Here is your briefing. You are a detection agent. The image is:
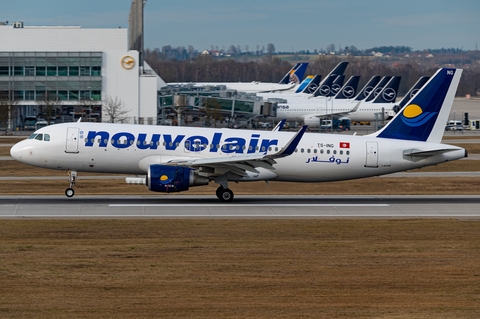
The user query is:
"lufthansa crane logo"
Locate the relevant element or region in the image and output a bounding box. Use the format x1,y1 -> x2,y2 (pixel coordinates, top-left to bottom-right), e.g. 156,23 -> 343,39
121,56 -> 135,70
343,86 -> 355,98
382,88 -> 396,102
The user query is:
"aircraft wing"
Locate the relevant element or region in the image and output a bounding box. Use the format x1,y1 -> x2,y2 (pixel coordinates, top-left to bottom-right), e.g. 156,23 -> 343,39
311,101 -> 361,118
165,126 -> 308,177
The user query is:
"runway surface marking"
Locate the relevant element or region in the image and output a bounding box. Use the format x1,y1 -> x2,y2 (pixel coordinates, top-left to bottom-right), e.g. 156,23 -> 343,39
109,204 -> 391,207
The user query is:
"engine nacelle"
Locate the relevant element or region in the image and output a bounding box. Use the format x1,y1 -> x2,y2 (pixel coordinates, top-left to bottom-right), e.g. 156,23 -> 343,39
303,116 -> 322,128
147,164 -> 209,193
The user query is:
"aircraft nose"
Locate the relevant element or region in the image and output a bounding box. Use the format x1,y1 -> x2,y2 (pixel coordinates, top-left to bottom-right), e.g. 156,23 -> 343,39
10,142 -> 23,162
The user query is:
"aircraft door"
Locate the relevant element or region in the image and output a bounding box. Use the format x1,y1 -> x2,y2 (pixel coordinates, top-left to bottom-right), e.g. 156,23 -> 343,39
66,127 -> 80,153
365,141 -> 378,167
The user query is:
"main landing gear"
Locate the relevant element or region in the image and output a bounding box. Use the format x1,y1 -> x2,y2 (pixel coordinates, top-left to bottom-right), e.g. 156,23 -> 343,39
214,176 -> 234,202
216,186 -> 234,202
65,170 -> 77,198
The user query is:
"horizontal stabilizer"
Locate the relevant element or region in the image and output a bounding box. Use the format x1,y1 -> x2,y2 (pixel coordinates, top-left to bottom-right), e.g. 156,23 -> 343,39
403,148 -> 460,158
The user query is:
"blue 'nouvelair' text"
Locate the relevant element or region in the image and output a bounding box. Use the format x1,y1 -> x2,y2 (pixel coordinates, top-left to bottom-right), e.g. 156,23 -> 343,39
83,131 -> 279,154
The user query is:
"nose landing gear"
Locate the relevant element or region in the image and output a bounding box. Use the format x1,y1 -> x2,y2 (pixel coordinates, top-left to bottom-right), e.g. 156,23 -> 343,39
65,170 -> 77,198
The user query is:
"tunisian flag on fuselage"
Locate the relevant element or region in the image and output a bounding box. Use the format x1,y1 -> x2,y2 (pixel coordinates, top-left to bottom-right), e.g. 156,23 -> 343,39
340,142 -> 350,148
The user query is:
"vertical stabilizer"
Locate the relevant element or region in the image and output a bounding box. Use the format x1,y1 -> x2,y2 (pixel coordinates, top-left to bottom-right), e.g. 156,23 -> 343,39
375,68 -> 462,143
371,76 -> 401,103
354,76 -> 381,101
279,62 -> 309,84
395,76 -> 430,111
334,75 -> 360,100
296,75 -> 322,94
329,75 -> 345,97
364,76 -> 392,102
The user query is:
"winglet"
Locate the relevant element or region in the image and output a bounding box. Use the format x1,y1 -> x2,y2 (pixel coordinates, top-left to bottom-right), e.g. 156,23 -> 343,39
272,119 -> 286,132
268,125 -> 308,158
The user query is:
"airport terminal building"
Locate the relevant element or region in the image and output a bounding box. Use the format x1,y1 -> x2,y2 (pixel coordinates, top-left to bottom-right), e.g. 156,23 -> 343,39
0,21 -> 165,128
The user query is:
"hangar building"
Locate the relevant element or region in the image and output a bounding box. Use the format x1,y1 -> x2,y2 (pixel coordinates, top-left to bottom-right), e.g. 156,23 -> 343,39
0,18 -> 165,128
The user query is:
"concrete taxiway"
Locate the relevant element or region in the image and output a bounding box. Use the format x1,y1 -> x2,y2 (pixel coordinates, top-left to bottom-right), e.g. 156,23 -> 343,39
1,195 -> 480,219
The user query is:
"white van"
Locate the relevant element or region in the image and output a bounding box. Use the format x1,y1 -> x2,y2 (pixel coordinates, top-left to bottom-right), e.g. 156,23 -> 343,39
35,120 -> 49,130
445,120 -> 463,131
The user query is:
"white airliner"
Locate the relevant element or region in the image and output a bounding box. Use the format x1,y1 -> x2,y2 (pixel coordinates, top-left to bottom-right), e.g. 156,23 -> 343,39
169,62 -> 309,93
272,75 -> 403,127
10,68 -> 465,202
260,61 -> 349,98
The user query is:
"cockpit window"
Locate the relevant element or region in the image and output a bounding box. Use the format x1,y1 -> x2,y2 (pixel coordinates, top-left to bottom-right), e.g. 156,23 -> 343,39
28,133 -> 50,141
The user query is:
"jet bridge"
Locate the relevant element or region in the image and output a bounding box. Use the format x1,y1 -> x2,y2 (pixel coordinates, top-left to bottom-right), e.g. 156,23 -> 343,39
157,85 -> 277,125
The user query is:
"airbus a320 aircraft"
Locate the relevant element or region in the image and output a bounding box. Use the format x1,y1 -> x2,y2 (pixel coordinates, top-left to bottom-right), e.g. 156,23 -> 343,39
10,68 -> 465,202
170,62 -> 309,93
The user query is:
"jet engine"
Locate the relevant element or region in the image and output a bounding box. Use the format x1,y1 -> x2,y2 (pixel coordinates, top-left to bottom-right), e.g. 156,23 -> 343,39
127,164 -> 209,193
148,164 -> 209,192
303,116 -> 322,128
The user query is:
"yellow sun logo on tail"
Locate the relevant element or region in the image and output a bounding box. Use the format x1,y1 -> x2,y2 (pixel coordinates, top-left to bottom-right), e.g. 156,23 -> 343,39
403,104 -> 423,118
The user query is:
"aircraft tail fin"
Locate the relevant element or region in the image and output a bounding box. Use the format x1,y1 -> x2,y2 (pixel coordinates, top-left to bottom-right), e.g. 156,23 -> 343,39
279,62 -> 309,84
327,61 -> 349,78
313,74 -> 338,97
354,76 -> 381,101
394,76 -> 430,112
311,62 -> 349,97
371,76 -> 401,103
364,76 -> 392,102
374,68 -> 462,143
296,75 -> 322,94
329,75 -> 345,97
335,75 -> 360,99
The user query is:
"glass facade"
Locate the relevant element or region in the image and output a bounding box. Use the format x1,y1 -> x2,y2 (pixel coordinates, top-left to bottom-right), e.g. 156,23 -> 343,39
0,51 -> 102,101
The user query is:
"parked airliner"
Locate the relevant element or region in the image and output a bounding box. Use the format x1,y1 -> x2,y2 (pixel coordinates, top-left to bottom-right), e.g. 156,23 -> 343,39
169,62 -> 309,93
273,75 -> 403,126
10,68 -> 465,202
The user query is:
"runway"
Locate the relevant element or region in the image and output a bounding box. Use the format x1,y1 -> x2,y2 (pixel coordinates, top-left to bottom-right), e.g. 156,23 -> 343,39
1,195 -> 480,219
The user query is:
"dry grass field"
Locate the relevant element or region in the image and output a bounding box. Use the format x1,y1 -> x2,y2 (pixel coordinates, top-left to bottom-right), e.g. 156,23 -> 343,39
1,136 -> 480,318
1,219 -> 480,318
